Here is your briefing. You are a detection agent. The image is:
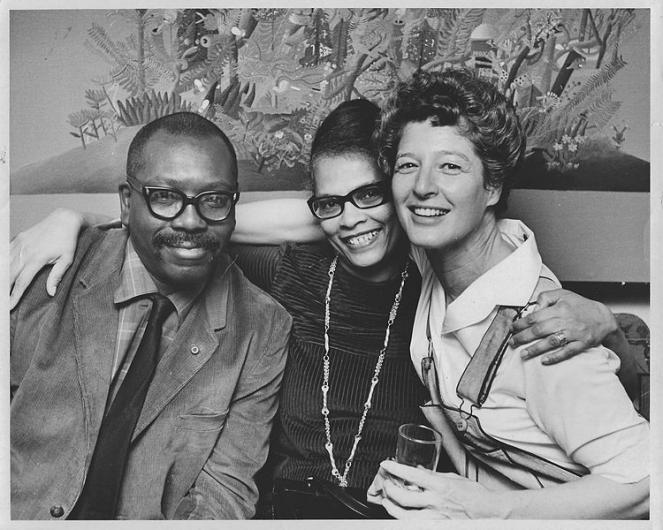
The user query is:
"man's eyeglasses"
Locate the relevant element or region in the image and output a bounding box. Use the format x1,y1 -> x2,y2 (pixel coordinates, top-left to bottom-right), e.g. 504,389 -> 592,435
126,176 -> 240,223
307,181 -> 391,220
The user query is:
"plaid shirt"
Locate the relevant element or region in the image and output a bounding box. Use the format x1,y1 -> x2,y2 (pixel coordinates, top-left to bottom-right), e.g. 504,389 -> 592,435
109,238 -> 202,405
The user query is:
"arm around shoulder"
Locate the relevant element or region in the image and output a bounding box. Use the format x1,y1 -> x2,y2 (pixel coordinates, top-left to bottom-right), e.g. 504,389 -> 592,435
233,198 -> 323,244
10,208 -> 114,308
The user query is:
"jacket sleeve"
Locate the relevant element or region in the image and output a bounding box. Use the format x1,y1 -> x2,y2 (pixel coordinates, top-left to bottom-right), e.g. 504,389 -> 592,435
9,227 -> 104,399
173,309 -> 291,519
10,262 -> 68,398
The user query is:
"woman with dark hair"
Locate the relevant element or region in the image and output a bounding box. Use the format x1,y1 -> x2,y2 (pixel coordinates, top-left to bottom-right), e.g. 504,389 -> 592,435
234,99 -> 426,518
367,69 -> 649,519
10,97 -> 630,519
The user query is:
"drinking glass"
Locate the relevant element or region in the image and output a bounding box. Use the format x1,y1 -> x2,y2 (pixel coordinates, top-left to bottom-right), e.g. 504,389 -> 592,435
395,423 -> 442,470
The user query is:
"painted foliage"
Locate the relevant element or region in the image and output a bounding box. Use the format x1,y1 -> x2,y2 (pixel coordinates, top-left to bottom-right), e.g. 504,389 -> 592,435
66,8 -> 645,187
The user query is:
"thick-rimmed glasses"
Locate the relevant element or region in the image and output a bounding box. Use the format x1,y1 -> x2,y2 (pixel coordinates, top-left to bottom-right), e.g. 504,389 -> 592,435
307,181 -> 391,220
126,176 -> 240,223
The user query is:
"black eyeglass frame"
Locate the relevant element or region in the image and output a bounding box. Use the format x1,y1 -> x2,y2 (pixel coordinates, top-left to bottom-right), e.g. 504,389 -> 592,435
126,175 -> 240,223
307,181 -> 391,220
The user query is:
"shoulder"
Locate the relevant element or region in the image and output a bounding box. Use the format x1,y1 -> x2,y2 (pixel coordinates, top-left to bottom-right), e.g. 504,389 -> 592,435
519,342 -> 648,478
215,260 -> 291,376
222,258 -> 292,327
12,226 -> 122,312
520,341 -> 629,435
522,343 -> 620,391
74,225 -> 128,272
529,265 -> 561,298
280,241 -> 332,267
270,241 -> 333,289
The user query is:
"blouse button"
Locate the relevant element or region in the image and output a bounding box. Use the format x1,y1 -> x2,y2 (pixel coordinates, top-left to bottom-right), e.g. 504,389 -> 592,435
190,345 -> 200,355
50,505 -> 65,518
455,418 -> 468,432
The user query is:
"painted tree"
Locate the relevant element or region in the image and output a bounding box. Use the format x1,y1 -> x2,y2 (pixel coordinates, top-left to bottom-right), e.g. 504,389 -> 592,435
70,8 -> 642,176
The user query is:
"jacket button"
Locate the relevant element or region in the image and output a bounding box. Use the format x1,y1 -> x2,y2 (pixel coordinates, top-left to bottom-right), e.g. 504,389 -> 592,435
50,505 -> 65,518
190,345 -> 200,355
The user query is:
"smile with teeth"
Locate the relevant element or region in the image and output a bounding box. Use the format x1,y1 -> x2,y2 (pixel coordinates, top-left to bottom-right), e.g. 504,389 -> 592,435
170,241 -> 200,249
343,229 -> 380,248
411,206 -> 449,217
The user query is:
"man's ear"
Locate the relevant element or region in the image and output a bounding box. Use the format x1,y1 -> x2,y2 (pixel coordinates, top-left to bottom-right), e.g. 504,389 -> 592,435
119,183 -> 131,227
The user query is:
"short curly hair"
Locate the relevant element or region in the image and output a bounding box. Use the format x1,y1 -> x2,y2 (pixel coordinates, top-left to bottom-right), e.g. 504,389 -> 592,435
377,69 -> 525,214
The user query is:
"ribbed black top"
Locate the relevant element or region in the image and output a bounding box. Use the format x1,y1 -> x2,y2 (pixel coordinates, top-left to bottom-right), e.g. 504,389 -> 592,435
233,242 -> 435,490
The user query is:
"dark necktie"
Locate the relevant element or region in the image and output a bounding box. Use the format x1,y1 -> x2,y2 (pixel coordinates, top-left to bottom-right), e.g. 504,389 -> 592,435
69,293 -> 175,520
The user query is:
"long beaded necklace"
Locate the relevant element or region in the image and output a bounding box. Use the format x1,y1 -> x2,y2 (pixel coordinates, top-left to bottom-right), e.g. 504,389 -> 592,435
321,255 -> 410,487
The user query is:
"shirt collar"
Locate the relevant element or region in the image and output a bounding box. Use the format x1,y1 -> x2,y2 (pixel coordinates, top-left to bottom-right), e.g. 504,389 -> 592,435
114,237 -> 205,324
442,219 -> 542,334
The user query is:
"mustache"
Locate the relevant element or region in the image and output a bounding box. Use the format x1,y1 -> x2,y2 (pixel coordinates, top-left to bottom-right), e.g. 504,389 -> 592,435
152,231 -> 221,251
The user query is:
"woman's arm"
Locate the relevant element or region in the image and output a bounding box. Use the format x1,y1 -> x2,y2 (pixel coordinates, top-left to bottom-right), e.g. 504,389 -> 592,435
510,289 -> 640,399
10,208 -> 101,309
511,289 -> 619,362
368,461 -> 648,519
233,198 -> 323,244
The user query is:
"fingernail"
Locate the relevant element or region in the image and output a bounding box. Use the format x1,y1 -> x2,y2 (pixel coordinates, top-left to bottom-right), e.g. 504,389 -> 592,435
520,349 -> 530,359
541,356 -> 552,365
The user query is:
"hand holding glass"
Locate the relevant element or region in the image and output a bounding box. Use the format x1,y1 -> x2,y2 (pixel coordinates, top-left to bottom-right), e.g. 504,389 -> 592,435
396,423 -> 442,470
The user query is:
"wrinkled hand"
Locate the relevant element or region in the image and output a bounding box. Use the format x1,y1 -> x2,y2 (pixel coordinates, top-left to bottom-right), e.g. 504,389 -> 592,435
510,289 -> 617,365
367,460 -> 504,519
10,208 -> 85,309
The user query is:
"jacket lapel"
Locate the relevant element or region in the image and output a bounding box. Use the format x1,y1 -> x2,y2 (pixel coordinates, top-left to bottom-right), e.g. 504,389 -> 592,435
72,230 -> 126,442
132,305 -> 220,441
132,260 -> 231,441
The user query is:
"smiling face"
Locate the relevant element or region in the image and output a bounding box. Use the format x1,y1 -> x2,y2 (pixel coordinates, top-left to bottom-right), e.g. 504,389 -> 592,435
120,132 -> 237,290
391,121 -> 501,252
312,154 -> 406,282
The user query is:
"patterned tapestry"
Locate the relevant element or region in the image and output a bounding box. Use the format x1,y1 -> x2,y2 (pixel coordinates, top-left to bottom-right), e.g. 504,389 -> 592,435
13,8 -> 649,193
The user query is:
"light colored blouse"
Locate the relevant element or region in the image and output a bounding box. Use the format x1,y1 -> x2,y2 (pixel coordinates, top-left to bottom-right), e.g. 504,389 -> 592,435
409,219 -> 649,484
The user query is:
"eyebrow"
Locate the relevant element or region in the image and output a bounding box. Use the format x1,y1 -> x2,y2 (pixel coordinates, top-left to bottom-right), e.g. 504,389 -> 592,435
396,151 -> 471,162
314,180 -> 384,198
149,177 -> 236,191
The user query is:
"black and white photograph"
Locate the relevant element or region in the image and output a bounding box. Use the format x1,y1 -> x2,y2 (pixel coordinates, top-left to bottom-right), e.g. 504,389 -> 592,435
2,1 -> 660,527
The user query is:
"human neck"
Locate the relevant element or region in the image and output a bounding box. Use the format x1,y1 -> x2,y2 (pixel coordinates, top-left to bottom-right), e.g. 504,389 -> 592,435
426,215 -> 513,303
148,268 -> 211,298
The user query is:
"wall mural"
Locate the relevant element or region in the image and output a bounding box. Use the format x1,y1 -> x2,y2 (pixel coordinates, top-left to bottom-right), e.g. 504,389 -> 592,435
13,8 -> 649,193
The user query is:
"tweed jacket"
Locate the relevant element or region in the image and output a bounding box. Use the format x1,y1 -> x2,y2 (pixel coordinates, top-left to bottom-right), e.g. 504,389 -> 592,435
10,227 -> 292,520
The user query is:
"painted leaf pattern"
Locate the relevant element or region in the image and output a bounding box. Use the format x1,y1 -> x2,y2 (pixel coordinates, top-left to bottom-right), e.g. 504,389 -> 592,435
71,8 -> 640,175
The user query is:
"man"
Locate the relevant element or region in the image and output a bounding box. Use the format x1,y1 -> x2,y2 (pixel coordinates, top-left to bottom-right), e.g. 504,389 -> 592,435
10,112 -> 292,520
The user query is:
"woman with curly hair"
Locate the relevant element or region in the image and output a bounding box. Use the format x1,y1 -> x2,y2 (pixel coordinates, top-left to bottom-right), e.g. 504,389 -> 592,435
367,69 -> 649,519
